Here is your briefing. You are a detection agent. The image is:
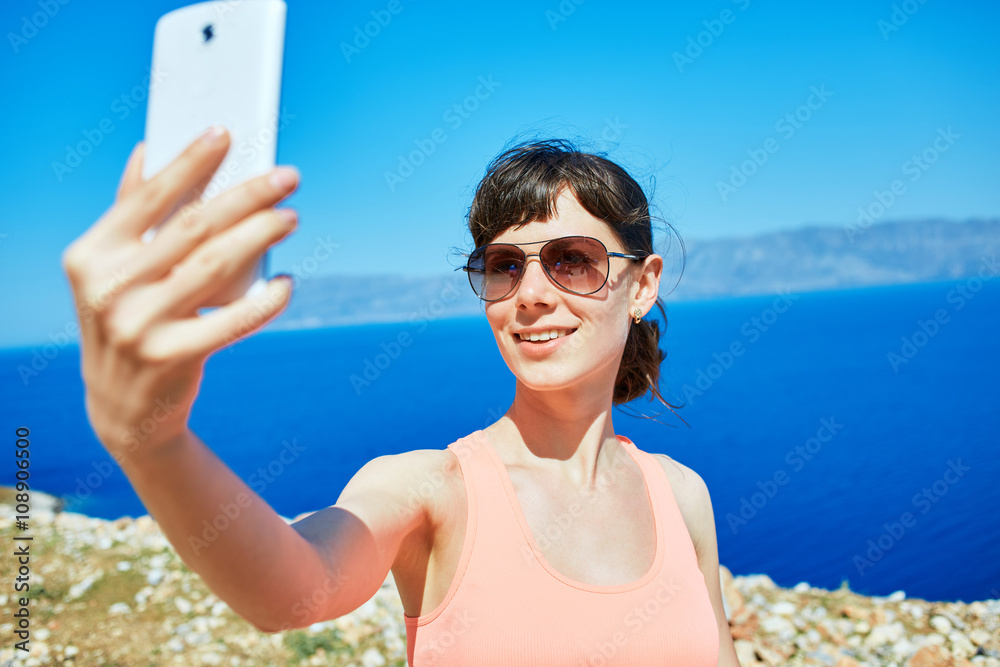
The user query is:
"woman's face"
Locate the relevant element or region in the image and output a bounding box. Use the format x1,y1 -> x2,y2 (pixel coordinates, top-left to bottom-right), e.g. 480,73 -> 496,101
483,189 -> 660,402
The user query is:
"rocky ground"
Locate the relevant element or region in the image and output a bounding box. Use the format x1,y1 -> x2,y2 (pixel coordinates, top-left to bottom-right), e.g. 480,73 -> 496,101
0,492 -> 997,666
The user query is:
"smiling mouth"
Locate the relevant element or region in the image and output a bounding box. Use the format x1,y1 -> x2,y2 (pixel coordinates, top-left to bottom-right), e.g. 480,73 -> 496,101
516,328 -> 577,342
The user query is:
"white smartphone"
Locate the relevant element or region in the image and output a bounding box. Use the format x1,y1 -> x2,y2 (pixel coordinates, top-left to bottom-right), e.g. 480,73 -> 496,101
141,0 -> 287,306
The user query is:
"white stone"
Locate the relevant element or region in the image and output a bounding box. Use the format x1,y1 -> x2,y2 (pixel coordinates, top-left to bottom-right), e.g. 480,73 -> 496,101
361,648 -> 387,667
35,628 -> 51,641
184,632 -> 211,646
929,615 -> 952,634
891,638 -> 917,659
864,621 -> 905,647
66,573 -> 101,601
175,597 -> 193,615
108,602 -> 131,615
950,633 -> 976,659
887,590 -> 906,602
793,581 -> 810,593
771,601 -> 797,616
760,615 -> 796,639
970,629 -> 992,646
147,569 -> 165,586
741,574 -> 777,590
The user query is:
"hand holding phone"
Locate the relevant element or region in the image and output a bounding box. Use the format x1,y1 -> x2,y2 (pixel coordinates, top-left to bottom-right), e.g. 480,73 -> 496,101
142,0 -> 287,306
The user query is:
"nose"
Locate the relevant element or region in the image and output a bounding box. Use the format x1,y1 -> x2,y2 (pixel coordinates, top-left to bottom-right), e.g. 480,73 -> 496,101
513,253 -> 556,308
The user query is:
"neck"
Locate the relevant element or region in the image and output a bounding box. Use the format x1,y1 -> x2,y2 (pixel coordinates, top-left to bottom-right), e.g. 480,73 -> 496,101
487,380 -> 625,490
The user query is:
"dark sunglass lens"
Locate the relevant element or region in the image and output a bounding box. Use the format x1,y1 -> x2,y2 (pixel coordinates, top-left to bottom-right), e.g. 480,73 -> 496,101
472,246 -> 523,300
541,237 -> 608,294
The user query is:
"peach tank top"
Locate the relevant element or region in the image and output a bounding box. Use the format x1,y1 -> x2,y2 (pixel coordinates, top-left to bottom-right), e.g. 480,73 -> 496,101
404,430 -> 720,666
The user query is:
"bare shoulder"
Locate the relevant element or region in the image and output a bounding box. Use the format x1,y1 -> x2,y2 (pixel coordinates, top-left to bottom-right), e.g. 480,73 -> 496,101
649,452 -> 715,551
338,447 -> 463,505
337,446 -> 465,526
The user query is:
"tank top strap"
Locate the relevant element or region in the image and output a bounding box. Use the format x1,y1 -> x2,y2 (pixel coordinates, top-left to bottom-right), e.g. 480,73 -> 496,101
616,435 -> 705,582
447,430 -> 538,563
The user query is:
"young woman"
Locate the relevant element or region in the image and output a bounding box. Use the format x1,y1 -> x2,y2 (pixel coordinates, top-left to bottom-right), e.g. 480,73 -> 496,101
62,127 -> 741,665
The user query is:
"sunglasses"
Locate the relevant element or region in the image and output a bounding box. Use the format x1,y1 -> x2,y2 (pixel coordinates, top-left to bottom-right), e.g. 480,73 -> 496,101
458,235 -> 648,302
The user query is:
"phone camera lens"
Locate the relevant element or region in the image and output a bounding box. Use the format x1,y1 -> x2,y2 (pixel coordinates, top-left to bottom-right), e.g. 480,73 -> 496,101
202,24 -> 214,42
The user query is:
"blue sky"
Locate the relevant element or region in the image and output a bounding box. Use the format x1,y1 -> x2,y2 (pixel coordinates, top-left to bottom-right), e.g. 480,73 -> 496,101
1,0 -> 998,348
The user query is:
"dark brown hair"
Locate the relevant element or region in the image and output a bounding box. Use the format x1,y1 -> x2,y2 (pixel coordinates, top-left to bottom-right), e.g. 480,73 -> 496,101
466,138 -> 685,419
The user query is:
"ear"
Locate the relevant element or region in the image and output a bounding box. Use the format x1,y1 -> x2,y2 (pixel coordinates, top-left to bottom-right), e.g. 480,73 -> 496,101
630,254 -> 663,318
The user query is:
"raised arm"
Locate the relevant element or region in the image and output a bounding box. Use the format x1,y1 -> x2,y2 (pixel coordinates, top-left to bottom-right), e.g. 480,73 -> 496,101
60,131 -> 427,632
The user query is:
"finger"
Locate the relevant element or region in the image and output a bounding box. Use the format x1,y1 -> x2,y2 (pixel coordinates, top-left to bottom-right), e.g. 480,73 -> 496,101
144,275 -> 294,361
153,207 -> 296,317
106,126 -> 232,240
116,142 -> 146,202
132,166 -> 300,285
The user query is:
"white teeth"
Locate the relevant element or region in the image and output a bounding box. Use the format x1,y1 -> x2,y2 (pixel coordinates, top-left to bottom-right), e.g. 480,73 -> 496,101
518,329 -> 572,342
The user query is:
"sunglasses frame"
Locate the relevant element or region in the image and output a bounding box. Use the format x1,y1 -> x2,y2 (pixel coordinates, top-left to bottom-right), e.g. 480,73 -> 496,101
457,235 -> 649,302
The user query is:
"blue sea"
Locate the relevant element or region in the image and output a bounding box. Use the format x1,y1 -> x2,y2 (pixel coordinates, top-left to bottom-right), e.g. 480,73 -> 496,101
3,279 -> 998,603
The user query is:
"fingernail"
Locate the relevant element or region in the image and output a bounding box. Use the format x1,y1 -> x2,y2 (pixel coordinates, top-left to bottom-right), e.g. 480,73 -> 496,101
278,208 -> 297,226
272,274 -> 294,293
200,125 -> 227,144
269,167 -> 299,191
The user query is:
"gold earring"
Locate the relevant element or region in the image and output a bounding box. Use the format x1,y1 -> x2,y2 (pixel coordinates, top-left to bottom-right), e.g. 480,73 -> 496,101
632,308 -> 642,324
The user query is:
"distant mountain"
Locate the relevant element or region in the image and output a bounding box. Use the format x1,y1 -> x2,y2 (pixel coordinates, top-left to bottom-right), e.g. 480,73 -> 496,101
267,272 -> 484,331
268,218 -> 1000,331
676,217 -> 999,299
